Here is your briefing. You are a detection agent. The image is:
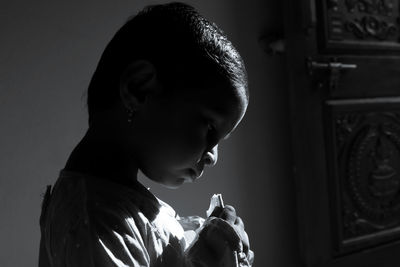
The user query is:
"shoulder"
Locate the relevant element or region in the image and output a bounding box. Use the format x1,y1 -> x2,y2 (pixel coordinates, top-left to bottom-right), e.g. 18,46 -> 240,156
47,171 -> 156,232
43,171 -> 156,266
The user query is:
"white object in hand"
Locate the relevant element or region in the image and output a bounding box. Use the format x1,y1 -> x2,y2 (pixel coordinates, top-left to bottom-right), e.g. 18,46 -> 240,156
206,193 -> 224,217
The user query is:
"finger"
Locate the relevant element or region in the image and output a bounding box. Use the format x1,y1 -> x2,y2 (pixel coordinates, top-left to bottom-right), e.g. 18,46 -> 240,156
233,216 -> 250,255
237,251 -> 249,266
209,206 -> 223,217
247,250 -> 255,265
220,205 -> 236,224
219,246 -> 239,266
241,231 -> 249,255
206,218 -> 242,251
202,219 -> 241,252
234,216 -> 244,230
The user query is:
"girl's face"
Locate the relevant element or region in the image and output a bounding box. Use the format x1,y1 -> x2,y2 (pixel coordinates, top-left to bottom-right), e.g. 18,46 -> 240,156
131,83 -> 247,189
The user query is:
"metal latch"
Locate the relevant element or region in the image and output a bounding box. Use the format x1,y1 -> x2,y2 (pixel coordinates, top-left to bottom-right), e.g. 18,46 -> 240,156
307,58 -> 357,91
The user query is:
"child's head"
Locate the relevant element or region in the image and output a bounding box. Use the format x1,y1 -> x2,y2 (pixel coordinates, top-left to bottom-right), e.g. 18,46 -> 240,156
86,2 -> 248,188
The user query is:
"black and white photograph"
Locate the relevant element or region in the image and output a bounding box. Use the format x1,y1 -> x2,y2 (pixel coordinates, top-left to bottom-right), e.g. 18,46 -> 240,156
1,1 -> 400,266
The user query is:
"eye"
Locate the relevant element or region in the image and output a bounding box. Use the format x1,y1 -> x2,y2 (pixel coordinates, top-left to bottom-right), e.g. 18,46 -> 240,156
207,123 -> 215,132
207,122 -> 216,134
206,122 -> 219,145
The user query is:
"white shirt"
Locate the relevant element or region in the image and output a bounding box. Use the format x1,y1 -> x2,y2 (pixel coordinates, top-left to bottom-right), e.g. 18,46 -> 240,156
39,170 -> 253,267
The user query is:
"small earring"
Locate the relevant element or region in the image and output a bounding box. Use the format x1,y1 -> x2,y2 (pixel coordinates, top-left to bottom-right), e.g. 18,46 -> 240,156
126,107 -> 136,124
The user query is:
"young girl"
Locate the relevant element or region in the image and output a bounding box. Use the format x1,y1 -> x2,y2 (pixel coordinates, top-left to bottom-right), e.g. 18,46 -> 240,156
39,2 -> 254,266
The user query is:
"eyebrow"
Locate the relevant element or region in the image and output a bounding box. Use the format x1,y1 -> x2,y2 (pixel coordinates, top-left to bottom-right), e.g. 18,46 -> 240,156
203,108 -> 235,141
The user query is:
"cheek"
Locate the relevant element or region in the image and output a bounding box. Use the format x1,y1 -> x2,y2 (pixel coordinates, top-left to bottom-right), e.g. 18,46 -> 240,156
138,105 -> 207,165
159,125 -> 207,167
164,126 -> 205,160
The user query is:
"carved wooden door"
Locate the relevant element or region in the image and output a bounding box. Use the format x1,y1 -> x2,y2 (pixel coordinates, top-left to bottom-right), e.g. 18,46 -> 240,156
284,0 -> 400,266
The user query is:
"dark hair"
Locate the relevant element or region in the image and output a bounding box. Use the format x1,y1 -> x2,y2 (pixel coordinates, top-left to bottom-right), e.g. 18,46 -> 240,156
87,2 -> 248,124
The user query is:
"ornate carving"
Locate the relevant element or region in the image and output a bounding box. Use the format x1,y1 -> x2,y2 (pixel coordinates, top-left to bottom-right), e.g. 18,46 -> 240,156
345,0 -> 395,16
343,207 -> 383,238
347,124 -> 400,222
336,114 -> 364,152
345,16 -> 397,40
368,132 -> 399,198
328,0 -> 340,11
337,112 -> 400,241
323,0 -> 400,51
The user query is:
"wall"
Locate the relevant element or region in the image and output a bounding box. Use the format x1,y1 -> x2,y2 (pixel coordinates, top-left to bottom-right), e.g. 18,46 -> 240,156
0,0 -> 300,266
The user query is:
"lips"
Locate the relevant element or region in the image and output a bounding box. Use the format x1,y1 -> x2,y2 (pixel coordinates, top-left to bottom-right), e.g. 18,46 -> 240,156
190,168 -> 204,180
195,169 -> 204,179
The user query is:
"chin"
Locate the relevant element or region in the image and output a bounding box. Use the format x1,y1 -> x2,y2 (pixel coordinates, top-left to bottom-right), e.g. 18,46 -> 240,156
144,169 -> 192,189
160,178 -> 186,189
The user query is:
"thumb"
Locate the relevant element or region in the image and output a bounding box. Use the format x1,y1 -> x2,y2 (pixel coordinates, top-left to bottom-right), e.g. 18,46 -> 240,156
219,246 -> 238,267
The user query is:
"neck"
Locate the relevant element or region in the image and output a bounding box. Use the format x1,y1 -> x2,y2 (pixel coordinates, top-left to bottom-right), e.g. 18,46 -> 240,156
64,129 -> 139,187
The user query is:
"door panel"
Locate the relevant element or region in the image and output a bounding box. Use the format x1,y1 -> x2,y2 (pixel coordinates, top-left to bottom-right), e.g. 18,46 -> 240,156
325,97 -> 400,256
329,57 -> 400,98
284,0 -> 400,266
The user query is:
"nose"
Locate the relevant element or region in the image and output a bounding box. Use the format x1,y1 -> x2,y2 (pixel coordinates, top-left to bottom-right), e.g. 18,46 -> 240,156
203,145 -> 218,166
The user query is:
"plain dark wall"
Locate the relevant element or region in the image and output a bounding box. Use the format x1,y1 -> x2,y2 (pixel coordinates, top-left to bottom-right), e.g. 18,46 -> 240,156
0,1 -> 300,266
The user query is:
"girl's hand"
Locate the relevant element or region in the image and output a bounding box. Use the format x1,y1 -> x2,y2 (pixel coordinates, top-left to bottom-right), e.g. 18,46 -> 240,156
186,205 -> 254,266
209,205 -> 252,263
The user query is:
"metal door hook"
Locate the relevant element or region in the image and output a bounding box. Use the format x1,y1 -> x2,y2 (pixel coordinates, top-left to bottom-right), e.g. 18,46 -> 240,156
307,58 -> 357,91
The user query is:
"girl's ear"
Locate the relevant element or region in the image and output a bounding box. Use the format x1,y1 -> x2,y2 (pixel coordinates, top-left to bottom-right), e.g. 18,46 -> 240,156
119,60 -> 160,110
